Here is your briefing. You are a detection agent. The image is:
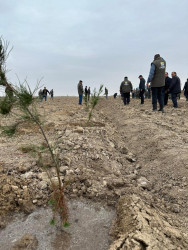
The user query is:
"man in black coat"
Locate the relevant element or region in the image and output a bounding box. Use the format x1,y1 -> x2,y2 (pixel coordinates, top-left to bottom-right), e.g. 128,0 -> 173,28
138,75 -> 145,104
87,87 -> 91,101
183,79 -> 188,101
164,72 -> 172,105
78,80 -> 84,105
114,93 -> 117,99
85,86 -> 88,97
169,72 -> 181,108
120,77 -> 133,105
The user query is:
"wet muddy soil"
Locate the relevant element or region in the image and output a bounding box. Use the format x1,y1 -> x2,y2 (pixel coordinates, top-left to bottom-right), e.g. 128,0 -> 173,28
0,200 -> 115,250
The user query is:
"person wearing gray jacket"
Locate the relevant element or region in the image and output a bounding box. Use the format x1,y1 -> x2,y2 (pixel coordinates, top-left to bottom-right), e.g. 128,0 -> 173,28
120,76 -> 133,105
77,80 -> 84,105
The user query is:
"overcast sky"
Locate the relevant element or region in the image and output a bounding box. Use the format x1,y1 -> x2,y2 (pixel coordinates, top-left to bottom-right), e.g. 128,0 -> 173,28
0,0 -> 188,96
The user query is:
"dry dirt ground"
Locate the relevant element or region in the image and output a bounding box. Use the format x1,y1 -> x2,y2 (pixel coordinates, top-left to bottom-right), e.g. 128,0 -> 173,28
0,96 -> 188,249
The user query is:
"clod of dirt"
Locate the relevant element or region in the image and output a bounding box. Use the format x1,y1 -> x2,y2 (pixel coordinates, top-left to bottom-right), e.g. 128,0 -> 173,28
11,233 -> 38,250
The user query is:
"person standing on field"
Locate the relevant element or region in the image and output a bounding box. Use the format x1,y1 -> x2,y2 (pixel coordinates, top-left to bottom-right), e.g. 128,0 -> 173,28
138,75 -> 145,104
87,87 -> 91,101
85,86 -> 88,100
147,54 -> 166,112
169,72 -> 181,108
77,80 -> 84,105
42,87 -> 50,102
132,89 -> 135,99
38,89 -> 43,101
183,79 -> 188,101
105,87 -> 108,99
49,89 -> 54,100
164,72 -> 171,105
120,76 -> 133,105
114,93 -> 118,98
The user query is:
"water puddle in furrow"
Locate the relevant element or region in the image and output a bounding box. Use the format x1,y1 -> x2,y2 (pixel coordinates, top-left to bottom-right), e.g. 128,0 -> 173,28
0,200 -> 115,250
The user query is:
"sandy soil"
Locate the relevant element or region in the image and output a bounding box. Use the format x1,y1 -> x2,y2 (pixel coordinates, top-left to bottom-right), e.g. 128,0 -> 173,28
0,96 -> 188,249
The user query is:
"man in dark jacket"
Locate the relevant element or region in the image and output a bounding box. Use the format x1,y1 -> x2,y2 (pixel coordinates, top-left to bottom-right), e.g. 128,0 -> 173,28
87,87 -> 91,101
164,72 -> 172,105
38,89 -> 43,101
147,54 -> 166,112
49,89 -> 54,100
138,75 -> 145,104
85,86 -> 88,100
77,80 -> 84,105
120,76 -> 133,105
105,87 -> 108,99
183,79 -> 188,101
42,87 -> 50,102
169,72 -> 181,108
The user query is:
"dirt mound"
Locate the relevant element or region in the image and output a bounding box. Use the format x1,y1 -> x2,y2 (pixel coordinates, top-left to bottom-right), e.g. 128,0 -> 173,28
0,160 -> 50,223
0,172 -> 34,217
110,195 -> 188,250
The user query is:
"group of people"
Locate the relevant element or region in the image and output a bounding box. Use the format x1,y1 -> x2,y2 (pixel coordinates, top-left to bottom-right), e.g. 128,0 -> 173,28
132,87 -> 151,100
120,54 -> 187,112
120,75 -> 152,105
84,86 -> 91,101
38,87 -> 54,102
77,80 -> 109,105
77,54 -> 187,111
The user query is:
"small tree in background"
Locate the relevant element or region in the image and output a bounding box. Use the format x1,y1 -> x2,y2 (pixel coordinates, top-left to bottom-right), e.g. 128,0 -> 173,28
0,37 -> 68,226
84,85 -> 103,123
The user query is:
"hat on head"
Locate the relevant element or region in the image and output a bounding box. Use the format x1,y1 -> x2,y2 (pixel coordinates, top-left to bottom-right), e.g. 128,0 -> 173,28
154,54 -> 160,60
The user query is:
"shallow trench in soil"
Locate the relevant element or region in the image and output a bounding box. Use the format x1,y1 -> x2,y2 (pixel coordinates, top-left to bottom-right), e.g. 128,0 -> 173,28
0,199 -> 115,250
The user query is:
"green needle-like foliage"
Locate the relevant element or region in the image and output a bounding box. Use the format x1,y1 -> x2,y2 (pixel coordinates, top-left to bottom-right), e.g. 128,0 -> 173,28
16,85 -> 33,107
0,37 -> 69,226
1,124 -> 17,136
0,71 -> 6,86
15,82 -> 40,109
0,96 -> 13,115
86,84 -> 103,123
84,93 -> 89,111
50,219 -> 55,226
63,221 -> 70,227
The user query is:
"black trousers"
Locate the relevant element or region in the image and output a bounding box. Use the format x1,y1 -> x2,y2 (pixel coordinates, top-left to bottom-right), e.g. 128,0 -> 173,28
185,92 -> 188,100
171,93 -> 178,108
122,92 -> 130,105
139,90 -> 145,104
164,92 -> 169,105
151,87 -> 164,110
148,89 -> 151,99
